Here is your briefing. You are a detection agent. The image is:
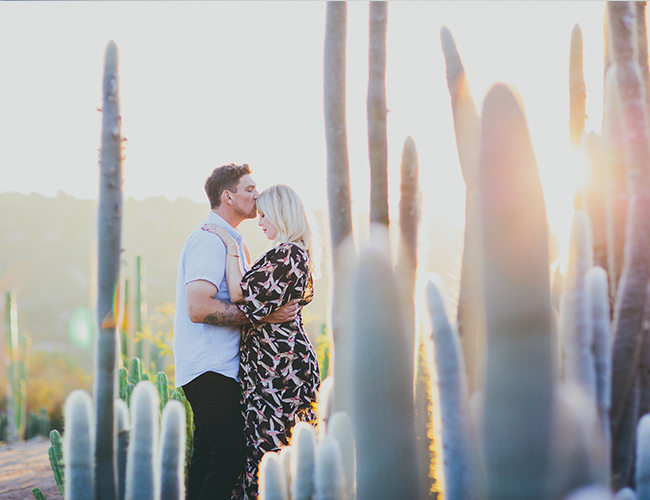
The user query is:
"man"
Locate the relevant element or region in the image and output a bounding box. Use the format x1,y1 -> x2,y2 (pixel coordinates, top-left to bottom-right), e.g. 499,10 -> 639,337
173,163 -> 298,500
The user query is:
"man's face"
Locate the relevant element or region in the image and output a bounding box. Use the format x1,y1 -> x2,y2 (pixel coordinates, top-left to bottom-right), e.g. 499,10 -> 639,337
229,174 -> 258,219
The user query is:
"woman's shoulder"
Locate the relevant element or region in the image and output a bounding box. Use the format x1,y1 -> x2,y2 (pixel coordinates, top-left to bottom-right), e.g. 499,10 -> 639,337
264,242 -> 309,265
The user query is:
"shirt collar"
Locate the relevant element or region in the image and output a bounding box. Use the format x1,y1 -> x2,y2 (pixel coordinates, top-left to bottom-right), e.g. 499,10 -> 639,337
207,211 -> 244,244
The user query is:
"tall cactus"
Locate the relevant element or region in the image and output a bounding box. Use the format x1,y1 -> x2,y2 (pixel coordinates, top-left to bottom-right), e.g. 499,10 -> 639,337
115,399 -> 130,500
367,1 -> 389,227
350,241 -> 420,500
94,38 -> 123,500
479,83 -> 555,500
440,26 -> 485,393
606,2 -> 650,488
324,0 -> 355,416
570,23 -> 587,148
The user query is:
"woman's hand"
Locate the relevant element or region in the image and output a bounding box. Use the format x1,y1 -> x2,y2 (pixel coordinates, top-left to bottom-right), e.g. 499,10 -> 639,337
201,223 -> 238,254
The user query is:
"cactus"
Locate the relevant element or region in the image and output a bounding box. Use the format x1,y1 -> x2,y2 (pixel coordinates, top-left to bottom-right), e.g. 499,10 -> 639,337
636,414 -> 650,500
326,412 -> 356,500
31,488 -> 47,500
290,422 -> 316,500
396,136 -> 421,383
314,436 -> 345,500
156,372 -> 169,415
425,278 -> 482,500
367,1 -> 389,227
5,292 -> 27,442
616,487 -> 637,500
479,83 -> 555,500
159,400 -> 186,500
49,429 -> 65,498
570,23 -> 587,148
119,367 -> 129,401
135,254 -> 148,364
259,452 -> 289,500
588,266 -> 612,460
440,26 -> 485,393
324,0 -> 356,418
350,241 -> 419,500
606,2 -> 650,489
116,399 -> 130,500
128,357 -> 142,385
125,382 -> 160,500
64,390 -> 94,500
279,446 -> 293,495
561,211 -> 596,397
94,38 -> 123,500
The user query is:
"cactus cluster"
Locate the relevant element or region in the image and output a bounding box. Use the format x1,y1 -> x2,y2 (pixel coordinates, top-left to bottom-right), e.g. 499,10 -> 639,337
56,2 -> 650,500
258,411 -> 356,500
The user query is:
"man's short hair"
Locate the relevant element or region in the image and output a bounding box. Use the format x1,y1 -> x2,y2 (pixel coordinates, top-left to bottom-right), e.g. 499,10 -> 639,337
205,163 -> 252,209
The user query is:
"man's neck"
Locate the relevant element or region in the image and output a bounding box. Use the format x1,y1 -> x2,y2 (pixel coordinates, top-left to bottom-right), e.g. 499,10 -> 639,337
212,208 -> 242,229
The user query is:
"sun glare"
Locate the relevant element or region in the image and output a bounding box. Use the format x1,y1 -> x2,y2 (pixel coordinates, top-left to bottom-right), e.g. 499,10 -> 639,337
539,143 -> 590,275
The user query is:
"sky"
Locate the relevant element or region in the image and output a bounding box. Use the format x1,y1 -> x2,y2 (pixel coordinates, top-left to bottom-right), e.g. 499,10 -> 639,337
0,1 -> 608,251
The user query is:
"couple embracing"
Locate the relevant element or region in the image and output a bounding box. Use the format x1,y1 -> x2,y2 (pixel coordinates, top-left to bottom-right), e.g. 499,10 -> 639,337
173,164 -> 321,500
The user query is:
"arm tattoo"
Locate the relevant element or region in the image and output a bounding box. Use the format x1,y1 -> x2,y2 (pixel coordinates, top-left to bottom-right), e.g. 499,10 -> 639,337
203,302 -> 248,326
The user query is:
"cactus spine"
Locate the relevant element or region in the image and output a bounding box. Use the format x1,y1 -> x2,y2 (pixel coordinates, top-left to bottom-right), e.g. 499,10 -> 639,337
64,390 -> 94,500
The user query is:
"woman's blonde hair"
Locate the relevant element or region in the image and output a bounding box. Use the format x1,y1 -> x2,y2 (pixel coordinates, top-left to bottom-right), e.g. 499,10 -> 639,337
256,184 -> 321,276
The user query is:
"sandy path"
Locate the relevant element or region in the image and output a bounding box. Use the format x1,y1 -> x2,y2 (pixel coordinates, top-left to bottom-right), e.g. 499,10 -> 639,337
0,437 -> 61,500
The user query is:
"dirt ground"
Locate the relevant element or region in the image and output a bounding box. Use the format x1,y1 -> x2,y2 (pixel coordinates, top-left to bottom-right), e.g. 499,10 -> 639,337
0,437 -> 62,500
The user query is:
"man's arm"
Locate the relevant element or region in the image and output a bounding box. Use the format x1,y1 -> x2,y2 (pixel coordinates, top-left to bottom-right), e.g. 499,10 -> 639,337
186,280 -> 248,326
186,280 -> 299,326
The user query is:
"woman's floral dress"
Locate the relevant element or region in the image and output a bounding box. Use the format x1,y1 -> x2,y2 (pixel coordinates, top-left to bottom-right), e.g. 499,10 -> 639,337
236,242 -> 321,500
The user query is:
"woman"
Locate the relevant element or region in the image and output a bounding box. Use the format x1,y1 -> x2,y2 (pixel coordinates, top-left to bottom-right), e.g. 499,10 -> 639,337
201,184 -> 321,500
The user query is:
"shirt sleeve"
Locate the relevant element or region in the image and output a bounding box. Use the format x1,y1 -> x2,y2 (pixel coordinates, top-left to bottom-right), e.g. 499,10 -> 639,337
184,231 -> 227,290
238,244 -> 310,323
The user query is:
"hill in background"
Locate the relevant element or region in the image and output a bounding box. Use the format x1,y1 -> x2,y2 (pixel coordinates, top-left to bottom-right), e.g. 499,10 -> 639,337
0,191 -> 463,372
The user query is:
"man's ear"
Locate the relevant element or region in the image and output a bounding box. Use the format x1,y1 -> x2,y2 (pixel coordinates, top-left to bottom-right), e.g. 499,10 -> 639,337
221,190 -> 233,206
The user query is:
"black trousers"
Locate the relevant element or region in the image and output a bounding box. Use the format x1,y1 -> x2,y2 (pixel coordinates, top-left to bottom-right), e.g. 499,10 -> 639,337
183,371 -> 246,500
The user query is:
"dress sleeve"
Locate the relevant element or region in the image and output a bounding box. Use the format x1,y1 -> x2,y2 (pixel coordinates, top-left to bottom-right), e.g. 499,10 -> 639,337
238,243 -> 310,323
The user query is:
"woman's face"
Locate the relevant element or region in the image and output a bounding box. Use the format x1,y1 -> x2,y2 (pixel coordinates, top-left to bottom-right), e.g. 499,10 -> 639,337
258,211 -> 277,240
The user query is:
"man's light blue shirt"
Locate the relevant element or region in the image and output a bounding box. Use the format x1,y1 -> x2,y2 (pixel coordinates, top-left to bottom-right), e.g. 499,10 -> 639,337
173,211 -> 249,387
